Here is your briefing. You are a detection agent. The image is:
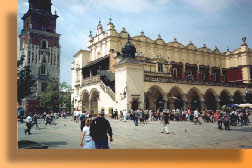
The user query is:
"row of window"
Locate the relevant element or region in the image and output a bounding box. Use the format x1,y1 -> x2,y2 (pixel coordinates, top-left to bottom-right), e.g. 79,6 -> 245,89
157,63 -> 219,81
172,68 -> 218,81
28,51 -> 59,65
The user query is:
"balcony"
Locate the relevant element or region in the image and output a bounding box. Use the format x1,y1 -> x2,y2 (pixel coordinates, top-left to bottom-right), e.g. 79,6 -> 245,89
82,75 -> 100,86
144,75 -> 252,88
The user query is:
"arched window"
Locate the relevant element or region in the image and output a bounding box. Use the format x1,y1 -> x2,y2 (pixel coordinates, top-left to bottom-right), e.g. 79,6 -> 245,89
41,64 -> 46,75
41,40 -> 47,49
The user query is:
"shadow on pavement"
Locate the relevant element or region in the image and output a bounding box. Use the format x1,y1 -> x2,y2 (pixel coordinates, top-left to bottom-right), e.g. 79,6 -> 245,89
45,141 -> 68,148
230,127 -> 252,132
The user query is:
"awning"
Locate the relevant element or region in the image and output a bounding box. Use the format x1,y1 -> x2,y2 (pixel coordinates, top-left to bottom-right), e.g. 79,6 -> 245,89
98,70 -> 115,82
82,55 -> 109,69
238,104 -> 252,108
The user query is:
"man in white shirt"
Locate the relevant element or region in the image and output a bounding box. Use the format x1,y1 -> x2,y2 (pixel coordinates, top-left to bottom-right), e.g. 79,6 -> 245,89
123,110 -> 127,122
194,108 -> 201,125
25,114 -> 33,135
76,110 -> 81,123
148,109 -> 152,121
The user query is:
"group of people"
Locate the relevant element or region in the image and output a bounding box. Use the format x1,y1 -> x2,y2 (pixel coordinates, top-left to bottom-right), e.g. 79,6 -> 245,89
22,110 -> 67,135
112,107 -> 250,131
20,106 -> 251,149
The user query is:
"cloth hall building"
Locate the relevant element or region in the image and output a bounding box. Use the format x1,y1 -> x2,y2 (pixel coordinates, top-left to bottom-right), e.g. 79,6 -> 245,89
71,20 -> 252,115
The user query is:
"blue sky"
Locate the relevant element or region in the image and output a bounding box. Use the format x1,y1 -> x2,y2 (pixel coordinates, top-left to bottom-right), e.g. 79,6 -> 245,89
17,0 -> 252,85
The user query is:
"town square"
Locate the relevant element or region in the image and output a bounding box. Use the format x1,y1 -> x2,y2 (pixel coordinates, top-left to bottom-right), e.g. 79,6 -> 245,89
18,115 -> 252,149
16,0 -> 252,149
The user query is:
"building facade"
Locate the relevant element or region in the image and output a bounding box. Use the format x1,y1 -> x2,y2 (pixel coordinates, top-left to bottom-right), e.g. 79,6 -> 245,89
18,0 -> 61,113
71,20 -> 252,115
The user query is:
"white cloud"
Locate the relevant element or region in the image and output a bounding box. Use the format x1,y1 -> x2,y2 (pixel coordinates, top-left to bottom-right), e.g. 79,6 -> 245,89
183,0 -> 238,14
17,1 -> 29,14
64,0 -> 172,14
69,4 -> 86,15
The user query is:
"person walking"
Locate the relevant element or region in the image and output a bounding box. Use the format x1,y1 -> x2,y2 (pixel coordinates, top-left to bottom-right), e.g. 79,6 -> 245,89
24,114 -> 32,135
215,111 -> 223,130
90,112 -> 113,149
45,113 -> 51,125
223,113 -> 230,130
148,109 -> 152,121
33,113 -> 40,130
63,111 -> 67,119
161,112 -> 169,134
114,109 -> 118,120
194,108 -> 201,125
133,110 -> 140,126
80,118 -> 95,149
123,109 -> 127,122
43,112 -> 46,122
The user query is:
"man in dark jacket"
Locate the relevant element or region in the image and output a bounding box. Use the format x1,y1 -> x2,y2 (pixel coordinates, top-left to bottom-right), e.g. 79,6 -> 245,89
90,112 -> 113,149
133,110 -> 140,126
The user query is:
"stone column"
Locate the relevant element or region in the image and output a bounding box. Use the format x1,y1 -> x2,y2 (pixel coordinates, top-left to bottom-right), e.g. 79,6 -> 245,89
201,101 -> 205,111
163,94 -> 168,109
196,64 -> 200,80
217,102 -> 220,110
230,96 -> 234,103
219,67 -> 223,82
88,100 -> 92,114
183,101 -> 187,110
208,66 -> 212,81
182,63 -> 186,79
216,95 -> 220,110
164,101 -> 168,109
170,100 -> 175,110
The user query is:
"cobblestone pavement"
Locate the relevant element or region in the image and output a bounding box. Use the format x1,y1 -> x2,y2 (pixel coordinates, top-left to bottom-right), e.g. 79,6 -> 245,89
17,116 -> 252,149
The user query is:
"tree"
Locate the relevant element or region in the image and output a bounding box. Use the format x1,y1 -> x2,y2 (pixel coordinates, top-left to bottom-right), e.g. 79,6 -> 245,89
59,82 -> 71,112
40,81 -> 71,112
17,55 -> 36,105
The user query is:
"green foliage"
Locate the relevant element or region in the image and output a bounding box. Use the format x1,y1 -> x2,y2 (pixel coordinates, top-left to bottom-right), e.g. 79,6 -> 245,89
17,55 -> 36,104
40,81 -> 71,112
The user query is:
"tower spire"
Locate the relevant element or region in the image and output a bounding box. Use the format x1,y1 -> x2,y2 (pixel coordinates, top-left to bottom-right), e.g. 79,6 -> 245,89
128,34 -> 130,42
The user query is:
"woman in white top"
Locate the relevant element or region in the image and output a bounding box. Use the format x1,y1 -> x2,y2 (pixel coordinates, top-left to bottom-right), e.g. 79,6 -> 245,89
80,118 -> 95,149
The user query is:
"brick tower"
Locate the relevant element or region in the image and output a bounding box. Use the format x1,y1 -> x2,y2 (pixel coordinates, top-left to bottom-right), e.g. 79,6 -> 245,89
19,0 -> 61,113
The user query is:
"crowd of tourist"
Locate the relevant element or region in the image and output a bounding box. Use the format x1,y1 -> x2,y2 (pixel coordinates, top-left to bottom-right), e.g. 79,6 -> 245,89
111,107 -> 251,131
18,106 -> 251,149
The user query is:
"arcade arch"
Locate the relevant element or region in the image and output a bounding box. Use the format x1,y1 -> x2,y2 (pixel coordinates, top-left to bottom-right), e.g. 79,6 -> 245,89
187,87 -> 202,111
168,86 -> 184,110
233,90 -> 245,104
81,90 -> 89,113
146,85 -> 165,111
219,89 -> 232,107
205,88 -> 217,111
89,89 -> 99,115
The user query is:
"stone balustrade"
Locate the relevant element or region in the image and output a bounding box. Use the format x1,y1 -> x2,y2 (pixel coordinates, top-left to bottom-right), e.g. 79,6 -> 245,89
82,75 -> 115,101
144,75 -> 252,88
